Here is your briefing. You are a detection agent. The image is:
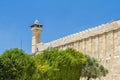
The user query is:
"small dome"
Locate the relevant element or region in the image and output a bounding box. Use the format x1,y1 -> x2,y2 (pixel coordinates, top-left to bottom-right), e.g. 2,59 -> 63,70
31,20 -> 43,28
34,20 -> 39,24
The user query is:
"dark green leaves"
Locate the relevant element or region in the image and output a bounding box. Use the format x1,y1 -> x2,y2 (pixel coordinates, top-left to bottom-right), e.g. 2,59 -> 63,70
0,48 -> 108,80
0,48 -> 37,80
35,48 -> 86,80
81,55 -> 108,80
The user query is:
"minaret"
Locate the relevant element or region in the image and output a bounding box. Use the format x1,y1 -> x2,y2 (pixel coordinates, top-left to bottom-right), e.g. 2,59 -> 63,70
31,20 -> 42,54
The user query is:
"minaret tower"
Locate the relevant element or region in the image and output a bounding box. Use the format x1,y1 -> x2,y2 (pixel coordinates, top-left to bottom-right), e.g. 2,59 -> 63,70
31,20 -> 42,54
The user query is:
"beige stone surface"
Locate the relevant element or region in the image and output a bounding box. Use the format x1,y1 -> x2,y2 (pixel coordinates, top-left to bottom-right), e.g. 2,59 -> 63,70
33,20 -> 120,80
31,27 -> 42,54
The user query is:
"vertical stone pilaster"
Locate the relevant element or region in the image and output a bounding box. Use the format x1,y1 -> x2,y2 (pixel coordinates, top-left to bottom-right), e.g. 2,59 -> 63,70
95,36 -> 99,58
106,31 -> 114,58
83,39 -> 86,54
78,40 -> 82,52
105,31 -> 114,79
85,38 -> 89,54
74,41 -> 79,51
98,34 -> 106,64
85,38 -> 92,55
77,41 -> 80,51
91,36 -> 99,58
80,40 -> 86,53
114,29 -> 120,56
112,29 -> 120,79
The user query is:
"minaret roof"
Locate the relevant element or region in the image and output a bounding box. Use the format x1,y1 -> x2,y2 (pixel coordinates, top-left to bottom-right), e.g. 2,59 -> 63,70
34,20 -> 40,24
31,20 -> 43,28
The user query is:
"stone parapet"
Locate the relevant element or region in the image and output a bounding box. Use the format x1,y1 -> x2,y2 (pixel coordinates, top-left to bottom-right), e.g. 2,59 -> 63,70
37,20 -> 120,52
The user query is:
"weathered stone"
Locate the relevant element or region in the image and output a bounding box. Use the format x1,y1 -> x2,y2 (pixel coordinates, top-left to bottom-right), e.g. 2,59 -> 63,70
32,20 -> 120,80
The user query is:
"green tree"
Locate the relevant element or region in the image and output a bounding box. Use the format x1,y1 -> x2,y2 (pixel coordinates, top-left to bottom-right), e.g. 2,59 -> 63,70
81,55 -> 108,80
35,48 -> 86,80
0,48 -> 37,80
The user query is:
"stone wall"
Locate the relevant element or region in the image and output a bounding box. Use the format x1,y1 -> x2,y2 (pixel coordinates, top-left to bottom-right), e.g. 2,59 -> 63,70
36,20 -> 120,80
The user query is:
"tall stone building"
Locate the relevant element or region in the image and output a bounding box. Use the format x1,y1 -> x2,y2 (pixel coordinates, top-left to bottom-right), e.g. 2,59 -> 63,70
31,19 -> 120,80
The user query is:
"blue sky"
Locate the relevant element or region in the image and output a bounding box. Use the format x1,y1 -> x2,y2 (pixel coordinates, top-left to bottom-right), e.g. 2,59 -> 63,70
0,0 -> 120,54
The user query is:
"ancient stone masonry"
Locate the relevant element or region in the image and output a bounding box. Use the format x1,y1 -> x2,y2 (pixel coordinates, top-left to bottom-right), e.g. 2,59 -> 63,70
31,20 -> 120,80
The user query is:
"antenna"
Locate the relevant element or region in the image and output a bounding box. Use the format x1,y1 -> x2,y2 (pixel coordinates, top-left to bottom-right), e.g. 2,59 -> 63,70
21,40 -> 22,50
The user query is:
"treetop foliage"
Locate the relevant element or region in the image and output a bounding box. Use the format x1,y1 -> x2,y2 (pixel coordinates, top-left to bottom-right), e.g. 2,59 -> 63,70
0,48 -> 108,80
0,48 -> 37,80
35,48 -> 86,80
81,55 -> 108,80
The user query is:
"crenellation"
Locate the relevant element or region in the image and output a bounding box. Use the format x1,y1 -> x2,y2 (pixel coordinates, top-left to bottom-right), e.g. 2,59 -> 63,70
37,20 -> 120,52
33,20 -> 120,80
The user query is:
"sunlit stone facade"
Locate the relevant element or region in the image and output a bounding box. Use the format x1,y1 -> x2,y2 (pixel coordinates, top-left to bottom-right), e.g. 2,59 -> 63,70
32,20 -> 120,80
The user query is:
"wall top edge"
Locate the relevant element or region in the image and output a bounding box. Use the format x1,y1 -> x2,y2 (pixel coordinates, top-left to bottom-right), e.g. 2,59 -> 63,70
38,20 -> 120,48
